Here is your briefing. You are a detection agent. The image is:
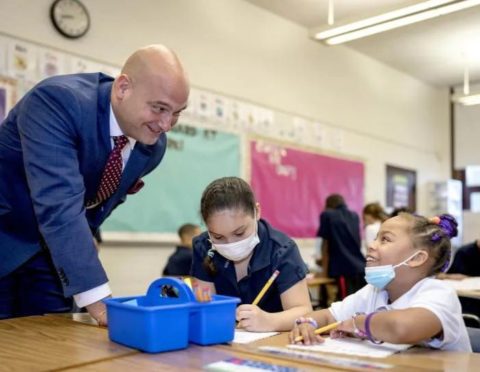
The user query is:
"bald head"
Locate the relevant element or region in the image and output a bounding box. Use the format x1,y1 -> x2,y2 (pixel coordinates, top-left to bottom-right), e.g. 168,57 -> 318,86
121,44 -> 188,90
111,44 -> 190,145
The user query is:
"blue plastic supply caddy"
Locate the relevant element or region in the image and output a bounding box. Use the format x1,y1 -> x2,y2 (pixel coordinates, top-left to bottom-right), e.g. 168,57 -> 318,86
104,277 -> 240,353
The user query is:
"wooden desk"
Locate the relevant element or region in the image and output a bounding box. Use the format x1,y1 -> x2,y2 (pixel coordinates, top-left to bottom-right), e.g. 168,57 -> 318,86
1,315 -> 479,371
0,315 -> 135,371
307,276 -> 335,309
0,315 -> 330,371
227,332 -> 480,372
458,289 -> 480,300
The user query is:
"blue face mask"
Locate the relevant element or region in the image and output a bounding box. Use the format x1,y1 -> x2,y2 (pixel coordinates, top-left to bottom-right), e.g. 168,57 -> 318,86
364,251 -> 421,290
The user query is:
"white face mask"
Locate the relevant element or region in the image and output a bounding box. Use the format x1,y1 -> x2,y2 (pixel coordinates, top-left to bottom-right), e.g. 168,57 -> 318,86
209,215 -> 260,262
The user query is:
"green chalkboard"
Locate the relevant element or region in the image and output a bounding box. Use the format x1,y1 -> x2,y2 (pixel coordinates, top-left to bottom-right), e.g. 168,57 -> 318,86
102,123 -> 241,233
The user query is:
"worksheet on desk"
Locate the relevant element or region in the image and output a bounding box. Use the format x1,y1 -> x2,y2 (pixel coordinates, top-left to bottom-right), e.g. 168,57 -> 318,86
288,337 -> 411,358
232,330 -> 279,344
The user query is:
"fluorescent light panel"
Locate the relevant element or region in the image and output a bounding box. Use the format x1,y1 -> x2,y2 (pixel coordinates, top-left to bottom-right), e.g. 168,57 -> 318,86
453,93 -> 480,105
314,0 -> 480,45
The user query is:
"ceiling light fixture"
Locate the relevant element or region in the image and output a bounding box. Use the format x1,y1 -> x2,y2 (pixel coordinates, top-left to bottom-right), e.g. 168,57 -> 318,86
312,0 -> 480,45
452,93 -> 480,105
327,0 -> 335,25
451,53 -> 480,106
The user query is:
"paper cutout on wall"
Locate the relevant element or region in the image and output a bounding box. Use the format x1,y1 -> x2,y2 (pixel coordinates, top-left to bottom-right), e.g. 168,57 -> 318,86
255,140 -> 296,180
0,36 -> 8,75
7,41 -> 37,79
213,95 -> 228,125
197,91 -> 213,120
38,49 -> 66,79
313,122 -> 326,147
293,117 -> 308,143
331,128 -> 344,151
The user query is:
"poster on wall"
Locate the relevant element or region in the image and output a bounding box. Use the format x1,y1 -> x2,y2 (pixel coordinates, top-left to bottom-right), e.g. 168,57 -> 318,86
386,165 -> 417,212
0,76 -> 16,122
250,139 -> 364,238
103,124 -> 241,234
7,41 -> 37,79
38,49 -> 66,80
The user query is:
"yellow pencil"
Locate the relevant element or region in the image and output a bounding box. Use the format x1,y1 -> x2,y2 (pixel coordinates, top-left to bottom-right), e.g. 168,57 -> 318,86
294,321 -> 341,342
252,270 -> 280,306
183,276 -> 193,290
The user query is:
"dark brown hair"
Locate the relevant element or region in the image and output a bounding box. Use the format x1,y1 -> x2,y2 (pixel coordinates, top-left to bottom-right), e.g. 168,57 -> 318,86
200,177 -> 256,276
390,206 -> 413,218
363,202 -> 388,222
177,223 -> 199,240
325,194 -> 345,209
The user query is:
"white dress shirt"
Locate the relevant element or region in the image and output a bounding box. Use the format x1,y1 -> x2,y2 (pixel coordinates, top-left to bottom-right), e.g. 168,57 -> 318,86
73,105 -> 136,308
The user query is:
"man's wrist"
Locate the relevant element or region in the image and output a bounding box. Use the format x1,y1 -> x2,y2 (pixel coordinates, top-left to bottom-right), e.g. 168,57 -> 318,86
73,283 -> 111,308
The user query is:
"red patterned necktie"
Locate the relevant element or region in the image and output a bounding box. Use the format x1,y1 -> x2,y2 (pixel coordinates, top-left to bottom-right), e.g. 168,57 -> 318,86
86,135 -> 129,208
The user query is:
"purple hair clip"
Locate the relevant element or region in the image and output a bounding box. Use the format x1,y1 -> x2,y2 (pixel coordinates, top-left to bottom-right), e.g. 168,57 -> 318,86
429,214 -> 458,240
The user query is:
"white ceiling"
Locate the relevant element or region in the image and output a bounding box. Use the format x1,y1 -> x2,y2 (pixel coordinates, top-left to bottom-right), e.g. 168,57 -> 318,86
245,0 -> 480,87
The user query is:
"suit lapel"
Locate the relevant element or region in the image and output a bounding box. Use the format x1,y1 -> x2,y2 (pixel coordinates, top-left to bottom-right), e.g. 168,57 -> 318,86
84,80 -> 113,202
117,143 -> 152,196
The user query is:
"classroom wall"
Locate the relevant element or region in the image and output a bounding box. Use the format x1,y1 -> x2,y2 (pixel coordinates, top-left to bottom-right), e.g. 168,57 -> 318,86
454,83 -> 480,169
0,0 -> 451,295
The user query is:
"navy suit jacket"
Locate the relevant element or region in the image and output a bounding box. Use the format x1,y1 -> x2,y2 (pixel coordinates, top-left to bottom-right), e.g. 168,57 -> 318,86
0,73 -> 166,296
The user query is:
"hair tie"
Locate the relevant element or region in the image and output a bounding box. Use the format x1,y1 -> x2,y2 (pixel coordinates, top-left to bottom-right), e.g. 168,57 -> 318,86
440,257 -> 451,273
431,232 -> 443,242
429,216 -> 441,225
207,248 -> 215,259
438,214 -> 458,239
429,214 -> 458,240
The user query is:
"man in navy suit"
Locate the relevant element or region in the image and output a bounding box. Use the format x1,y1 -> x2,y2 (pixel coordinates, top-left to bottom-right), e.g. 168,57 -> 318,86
0,45 -> 189,325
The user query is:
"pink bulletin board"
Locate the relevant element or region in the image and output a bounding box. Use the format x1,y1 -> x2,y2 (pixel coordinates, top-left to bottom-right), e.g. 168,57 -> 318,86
251,140 -> 364,238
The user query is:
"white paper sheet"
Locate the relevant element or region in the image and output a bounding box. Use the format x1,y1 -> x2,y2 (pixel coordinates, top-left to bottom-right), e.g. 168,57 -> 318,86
232,330 -> 279,344
443,277 -> 480,291
288,337 -> 411,358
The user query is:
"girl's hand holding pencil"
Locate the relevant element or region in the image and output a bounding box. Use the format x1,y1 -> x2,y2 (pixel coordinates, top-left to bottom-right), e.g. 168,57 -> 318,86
289,320 -> 340,345
236,304 -> 271,331
236,270 -> 280,331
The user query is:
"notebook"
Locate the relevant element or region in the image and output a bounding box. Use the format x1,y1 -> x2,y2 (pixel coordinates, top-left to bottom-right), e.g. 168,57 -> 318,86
288,337 -> 411,358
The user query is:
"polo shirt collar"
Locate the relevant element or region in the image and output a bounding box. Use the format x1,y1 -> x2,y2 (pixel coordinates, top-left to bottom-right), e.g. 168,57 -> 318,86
247,219 -> 272,273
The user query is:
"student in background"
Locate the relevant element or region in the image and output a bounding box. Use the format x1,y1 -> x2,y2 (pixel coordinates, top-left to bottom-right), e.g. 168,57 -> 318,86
446,239 -> 480,278
191,177 -> 312,332
317,194 -> 366,299
437,238 -> 480,319
444,238 -> 480,319
163,223 -> 201,276
362,202 -> 388,256
290,214 -> 471,352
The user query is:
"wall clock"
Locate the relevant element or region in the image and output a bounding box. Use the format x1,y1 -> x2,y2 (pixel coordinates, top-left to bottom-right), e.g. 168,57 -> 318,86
50,0 -> 90,39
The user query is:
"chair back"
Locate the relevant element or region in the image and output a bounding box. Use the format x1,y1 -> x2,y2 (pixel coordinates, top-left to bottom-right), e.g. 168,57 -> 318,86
467,327 -> 480,353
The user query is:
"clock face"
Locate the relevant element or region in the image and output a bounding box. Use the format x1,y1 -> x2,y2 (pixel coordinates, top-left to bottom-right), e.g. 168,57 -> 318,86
50,0 -> 90,39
